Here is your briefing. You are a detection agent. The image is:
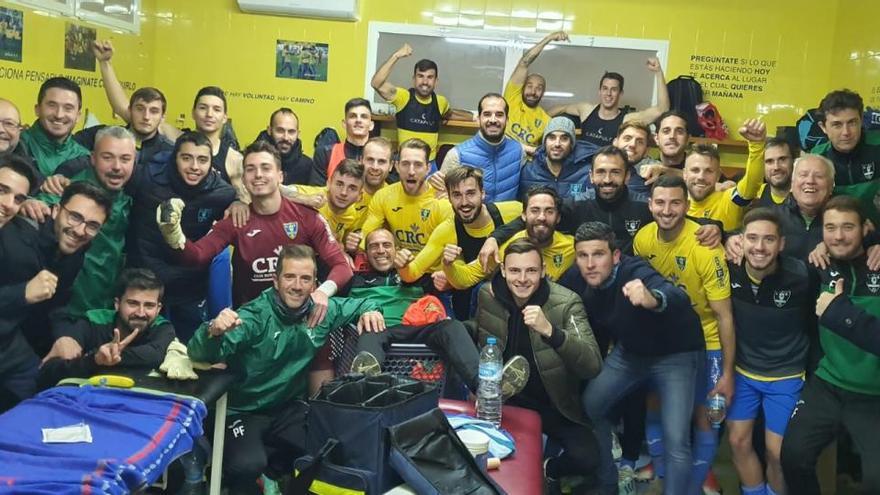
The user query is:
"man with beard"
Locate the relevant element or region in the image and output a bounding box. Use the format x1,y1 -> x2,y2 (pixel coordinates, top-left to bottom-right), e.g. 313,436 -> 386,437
38,268 -> 175,389
639,111 -> 692,184
754,137 -> 796,208
684,119 -> 767,232
396,166 -> 521,318
472,238 -> 602,494
309,98 -> 374,185
157,140 -> 351,329
726,208 -> 813,495
360,138 -> 453,265
125,132 -> 235,341
781,196 -> 880,494
20,126 -> 136,318
18,77 -> 89,177
633,175 -> 735,495
255,107 -> 313,185
372,44 -> 472,163
439,93 -> 525,202
812,89 -> 880,224
549,57 -> 669,147
567,222 -> 705,495
613,120 -> 655,197
519,117 -> 595,201
504,31 -> 568,153
187,245 -> 381,495
0,98 -> 25,156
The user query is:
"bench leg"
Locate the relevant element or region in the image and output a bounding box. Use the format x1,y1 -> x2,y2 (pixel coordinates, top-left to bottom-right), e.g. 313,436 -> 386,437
209,393 -> 227,495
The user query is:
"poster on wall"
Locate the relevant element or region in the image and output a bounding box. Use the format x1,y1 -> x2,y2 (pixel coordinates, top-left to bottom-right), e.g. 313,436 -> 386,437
276,40 -> 329,82
64,23 -> 96,71
0,6 -> 23,63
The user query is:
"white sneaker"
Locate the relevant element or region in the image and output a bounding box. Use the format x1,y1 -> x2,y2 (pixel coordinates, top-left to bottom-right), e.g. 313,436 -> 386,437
617,465 -> 636,495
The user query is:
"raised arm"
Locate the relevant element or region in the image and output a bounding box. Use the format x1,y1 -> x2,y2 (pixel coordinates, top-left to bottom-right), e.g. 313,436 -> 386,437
92,40 -> 131,122
547,101 -> 594,120
623,56 -> 669,125
225,148 -> 250,203
371,43 -> 411,101
509,31 -> 569,87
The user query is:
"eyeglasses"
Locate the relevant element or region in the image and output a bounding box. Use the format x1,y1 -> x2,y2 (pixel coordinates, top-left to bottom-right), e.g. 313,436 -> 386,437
0,119 -> 21,132
61,205 -> 103,236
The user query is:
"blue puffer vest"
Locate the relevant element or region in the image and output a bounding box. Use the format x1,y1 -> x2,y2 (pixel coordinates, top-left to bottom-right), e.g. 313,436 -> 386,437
456,134 -> 523,202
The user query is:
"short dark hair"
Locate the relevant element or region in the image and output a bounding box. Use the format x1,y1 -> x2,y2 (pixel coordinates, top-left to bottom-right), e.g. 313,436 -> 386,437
277,244 -> 317,276
525,184 -> 561,212
60,181 -> 114,220
173,131 -> 213,159
192,86 -> 227,113
503,238 -> 541,263
765,136 -> 796,157
399,138 -> 430,162
0,152 -> 38,193
444,165 -> 483,192
243,140 -> 282,169
819,89 -> 864,121
269,107 -> 299,128
115,268 -> 164,300
689,143 -> 720,164
332,159 -> 365,181
38,77 -> 82,109
575,221 -> 617,250
599,72 -> 624,91
742,207 -> 783,236
129,87 -> 167,113
824,195 -> 865,225
654,110 -> 690,134
414,59 -> 438,76
344,97 -> 372,115
593,145 -> 629,168
477,93 -> 508,115
650,174 -> 689,198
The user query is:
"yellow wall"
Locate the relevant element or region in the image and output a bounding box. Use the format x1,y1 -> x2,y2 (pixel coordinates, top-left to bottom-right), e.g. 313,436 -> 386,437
0,0 -> 154,128
2,0 -> 875,160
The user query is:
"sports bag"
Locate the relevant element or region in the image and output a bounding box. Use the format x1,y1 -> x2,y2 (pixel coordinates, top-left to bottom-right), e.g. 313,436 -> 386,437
666,76 -> 706,137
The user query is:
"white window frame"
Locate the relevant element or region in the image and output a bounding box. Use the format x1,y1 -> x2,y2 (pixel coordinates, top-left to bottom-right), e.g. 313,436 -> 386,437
364,21 -> 669,113
7,0 -> 139,34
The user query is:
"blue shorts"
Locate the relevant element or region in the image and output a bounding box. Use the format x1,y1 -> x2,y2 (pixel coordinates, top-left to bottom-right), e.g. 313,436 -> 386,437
695,349 -> 723,407
726,372 -> 804,435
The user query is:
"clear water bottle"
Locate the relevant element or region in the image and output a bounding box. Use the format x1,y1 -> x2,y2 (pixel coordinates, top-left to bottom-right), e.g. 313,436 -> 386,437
476,337 -> 502,427
707,394 -> 726,428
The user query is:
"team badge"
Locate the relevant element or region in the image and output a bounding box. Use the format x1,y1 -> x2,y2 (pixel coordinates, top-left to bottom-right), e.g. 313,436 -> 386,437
675,256 -> 687,271
283,222 -> 299,240
624,219 -> 641,236
863,162 -> 875,180
868,273 -> 880,293
420,208 -> 431,221
197,208 -> 212,223
534,118 -> 543,128
553,254 -> 563,268
773,289 -> 791,308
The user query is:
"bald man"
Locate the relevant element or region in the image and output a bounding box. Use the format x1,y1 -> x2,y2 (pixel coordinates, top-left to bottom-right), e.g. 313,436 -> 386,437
0,99 -> 24,155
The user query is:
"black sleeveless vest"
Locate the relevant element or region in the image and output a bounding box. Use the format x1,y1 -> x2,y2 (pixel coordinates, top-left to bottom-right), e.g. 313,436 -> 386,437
395,88 -> 442,133
580,106 -> 628,146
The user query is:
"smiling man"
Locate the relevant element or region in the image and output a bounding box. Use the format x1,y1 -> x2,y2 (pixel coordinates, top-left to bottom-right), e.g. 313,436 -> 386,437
310,98 -> 374,185
0,98 -> 24,155
19,77 -> 90,177
754,137 -> 796,208
519,116 -> 595,201
254,107 -> 313,186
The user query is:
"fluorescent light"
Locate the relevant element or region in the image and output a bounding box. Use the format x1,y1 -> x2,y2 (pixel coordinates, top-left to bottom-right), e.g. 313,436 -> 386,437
445,37 -> 510,48
544,91 -> 574,98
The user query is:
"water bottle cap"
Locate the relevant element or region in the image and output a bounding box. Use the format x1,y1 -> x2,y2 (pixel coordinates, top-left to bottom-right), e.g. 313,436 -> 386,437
487,337 -> 497,345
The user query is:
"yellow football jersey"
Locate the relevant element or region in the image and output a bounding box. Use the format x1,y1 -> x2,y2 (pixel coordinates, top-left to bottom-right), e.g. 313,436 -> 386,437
503,80 -> 550,147
687,141 -> 765,232
360,183 -> 453,259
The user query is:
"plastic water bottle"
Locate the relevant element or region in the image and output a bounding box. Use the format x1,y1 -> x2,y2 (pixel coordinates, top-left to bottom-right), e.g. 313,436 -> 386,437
707,394 -> 726,428
476,337 -> 503,427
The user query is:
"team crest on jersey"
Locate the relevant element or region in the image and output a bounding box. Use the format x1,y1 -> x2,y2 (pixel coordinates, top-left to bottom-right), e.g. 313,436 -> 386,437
675,256 -> 687,271
773,289 -> 791,308
553,254 -> 564,267
534,118 -> 543,128
197,208 -> 212,223
862,162 -> 875,180
624,219 -> 641,236
283,222 -> 299,240
420,208 -> 431,221
868,273 -> 880,293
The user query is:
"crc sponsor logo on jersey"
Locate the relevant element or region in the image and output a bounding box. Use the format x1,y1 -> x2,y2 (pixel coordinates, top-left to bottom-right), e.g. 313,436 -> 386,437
868,273 -> 880,293
862,162 -> 875,180
283,222 -> 299,240
624,219 -> 641,236
252,245 -> 283,278
509,122 -> 538,145
773,289 -> 791,308
395,224 -> 426,246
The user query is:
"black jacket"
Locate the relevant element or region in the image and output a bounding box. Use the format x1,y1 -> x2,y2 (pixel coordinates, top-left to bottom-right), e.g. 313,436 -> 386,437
0,217 -> 84,352
821,294 -> 880,356
309,140 -> 365,185
560,255 -> 705,357
255,130 -> 314,185
772,196 -> 822,261
126,156 -> 235,305
59,125 -> 175,178
491,187 -> 652,254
